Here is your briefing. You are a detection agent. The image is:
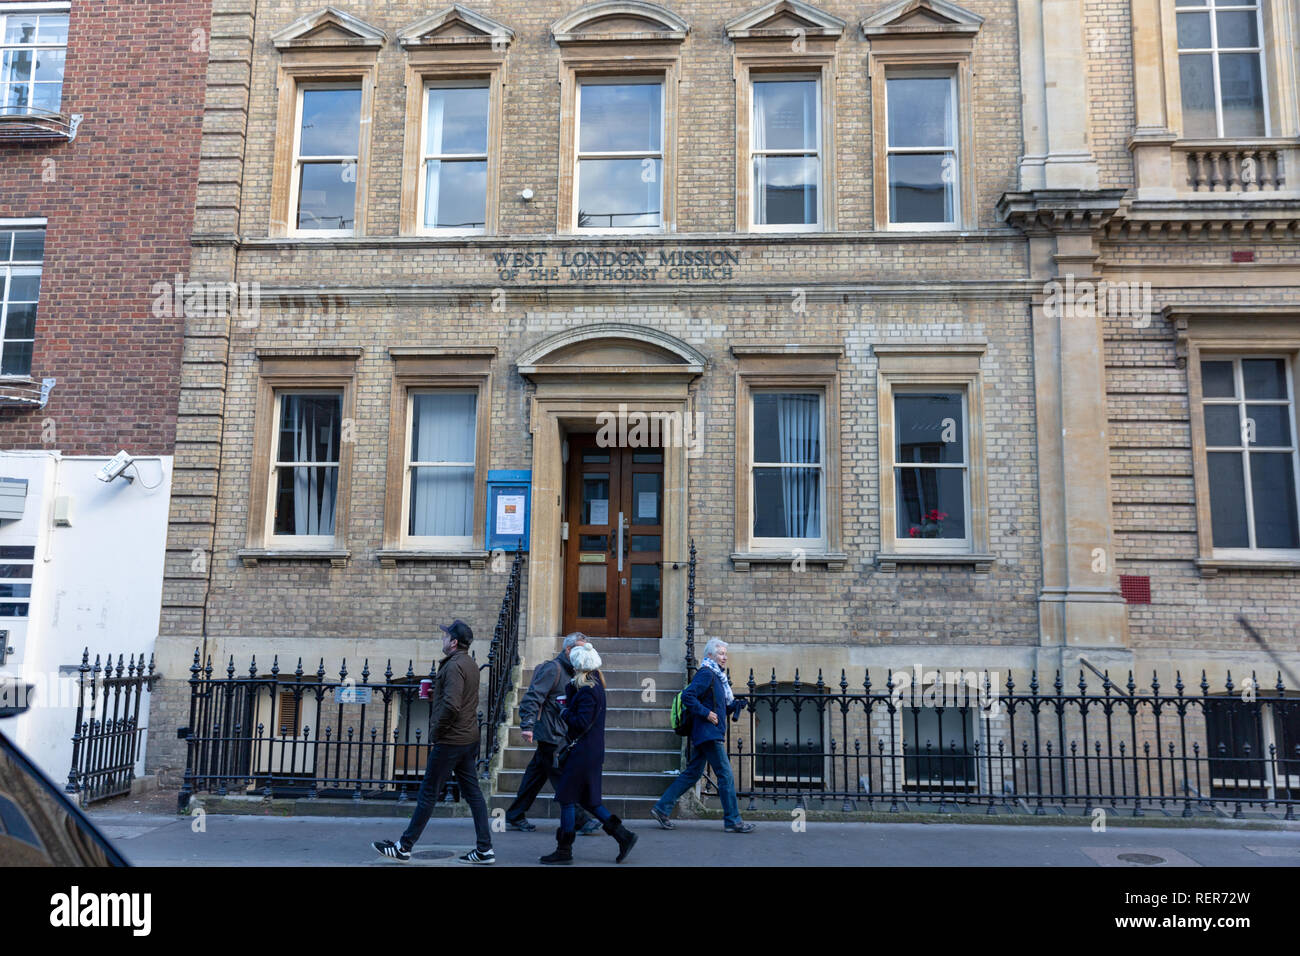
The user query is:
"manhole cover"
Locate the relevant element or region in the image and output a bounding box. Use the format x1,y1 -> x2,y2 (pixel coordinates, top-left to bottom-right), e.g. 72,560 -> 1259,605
1116,852 -> 1166,866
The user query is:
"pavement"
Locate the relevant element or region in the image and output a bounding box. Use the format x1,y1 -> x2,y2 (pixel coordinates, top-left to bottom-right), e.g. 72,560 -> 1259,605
86,810 -> 1300,867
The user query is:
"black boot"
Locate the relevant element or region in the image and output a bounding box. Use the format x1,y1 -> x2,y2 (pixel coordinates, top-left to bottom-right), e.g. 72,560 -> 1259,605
601,814 -> 638,863
539,827 -> 575,865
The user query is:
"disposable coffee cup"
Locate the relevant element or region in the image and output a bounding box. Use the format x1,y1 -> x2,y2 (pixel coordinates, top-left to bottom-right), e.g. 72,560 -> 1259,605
419,679 -> 433,699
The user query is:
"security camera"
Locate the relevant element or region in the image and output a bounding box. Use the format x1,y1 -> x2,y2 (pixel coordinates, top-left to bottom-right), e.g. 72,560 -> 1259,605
95,451 -> 134,484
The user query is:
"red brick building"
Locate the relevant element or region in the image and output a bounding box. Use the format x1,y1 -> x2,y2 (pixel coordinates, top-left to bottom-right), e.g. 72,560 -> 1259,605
0,0 -> 209,780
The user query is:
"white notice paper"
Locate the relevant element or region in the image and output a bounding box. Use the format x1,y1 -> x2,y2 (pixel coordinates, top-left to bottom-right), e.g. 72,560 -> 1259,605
638,491 -> 658,521
497,494 -> 525,536
589,499 -> 609,525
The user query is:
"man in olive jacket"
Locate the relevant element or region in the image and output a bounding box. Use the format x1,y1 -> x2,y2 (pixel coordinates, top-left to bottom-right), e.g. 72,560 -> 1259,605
504,632 -> 598,834
372,619 -> 494,864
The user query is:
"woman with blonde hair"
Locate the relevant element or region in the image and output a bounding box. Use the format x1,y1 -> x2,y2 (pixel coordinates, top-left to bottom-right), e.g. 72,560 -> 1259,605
540,643 -> 637,864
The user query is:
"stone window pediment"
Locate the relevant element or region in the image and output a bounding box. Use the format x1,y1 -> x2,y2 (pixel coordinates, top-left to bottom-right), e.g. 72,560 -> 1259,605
551,1 -> 689,44
725,0 -> 846,40
271,6 -> 387,50
517,325 -> 706,379
398,5 -> 514,49
861,0 -> 984,38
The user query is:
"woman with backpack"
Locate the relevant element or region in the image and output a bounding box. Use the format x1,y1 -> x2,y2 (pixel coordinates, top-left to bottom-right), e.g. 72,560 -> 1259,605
539,643 -> 638,864
652,638 -> 756,832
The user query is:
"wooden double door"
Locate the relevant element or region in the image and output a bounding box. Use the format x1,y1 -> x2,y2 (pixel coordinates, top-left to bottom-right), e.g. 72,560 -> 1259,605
562,435 -> 664,638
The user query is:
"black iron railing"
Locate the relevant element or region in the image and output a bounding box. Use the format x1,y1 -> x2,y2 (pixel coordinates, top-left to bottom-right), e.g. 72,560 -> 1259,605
176,551 -> 525,811
684,538 -> 697,678
478,549 -> 524,776
177,654 -> 440,810
66,648 -> 158,806
725,668 -> 1298,818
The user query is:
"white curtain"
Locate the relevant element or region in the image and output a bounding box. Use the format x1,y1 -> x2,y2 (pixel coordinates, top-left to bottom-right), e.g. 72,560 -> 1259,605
289,396 -> 337,536
425,93 -> 445,227
776,394 -> 820,538
753,86 -> 768,224
410,393 -> 476,537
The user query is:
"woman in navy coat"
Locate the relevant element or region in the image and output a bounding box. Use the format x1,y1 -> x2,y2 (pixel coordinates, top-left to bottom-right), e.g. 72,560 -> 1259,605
540,644 -> 638,864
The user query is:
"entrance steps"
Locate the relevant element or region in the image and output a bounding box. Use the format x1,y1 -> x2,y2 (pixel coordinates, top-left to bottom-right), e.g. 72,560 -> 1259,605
488,636 -> 687,822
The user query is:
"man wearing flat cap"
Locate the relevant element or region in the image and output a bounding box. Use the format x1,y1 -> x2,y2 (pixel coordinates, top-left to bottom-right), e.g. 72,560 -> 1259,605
372,619 -> 495,864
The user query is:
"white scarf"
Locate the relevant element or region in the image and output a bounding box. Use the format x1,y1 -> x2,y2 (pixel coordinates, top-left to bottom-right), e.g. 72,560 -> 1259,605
702,657 -> 734,706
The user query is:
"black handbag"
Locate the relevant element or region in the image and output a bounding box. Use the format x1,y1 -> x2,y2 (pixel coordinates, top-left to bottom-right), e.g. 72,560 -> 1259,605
551,685 -> 594,772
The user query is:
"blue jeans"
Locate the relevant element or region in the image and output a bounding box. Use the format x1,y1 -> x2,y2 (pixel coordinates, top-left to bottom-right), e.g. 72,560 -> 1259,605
560,802 -> 612,833
654,739 -> 742,828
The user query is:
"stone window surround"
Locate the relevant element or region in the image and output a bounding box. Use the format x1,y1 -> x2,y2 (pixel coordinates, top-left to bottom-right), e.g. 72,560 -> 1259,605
239,349 -> 362,567
866,50 -> 976,232
1129,0 -> 1300,199
269,54 -> 380,238
552,4 -> 685,235
726,2 -> 844,233
732,345 -> 845,570
1166,306 -> 1300,576
732,51 -> 839,234
397,26 -> 510,236
874,343 -> 993,573
378,347 -> 495,567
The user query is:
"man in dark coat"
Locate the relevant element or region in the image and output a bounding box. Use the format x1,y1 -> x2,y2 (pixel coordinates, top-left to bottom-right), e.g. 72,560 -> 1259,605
505,632 -> 599,834
651,638 -> 756,832
372,619 -> 495,864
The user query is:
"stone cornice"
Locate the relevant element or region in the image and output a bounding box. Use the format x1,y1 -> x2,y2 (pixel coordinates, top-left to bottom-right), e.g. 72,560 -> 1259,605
996,189 -> 1127,236
245,281 -> 1038,307
193,228 -> 1023,250
1102,199 -> 1300,241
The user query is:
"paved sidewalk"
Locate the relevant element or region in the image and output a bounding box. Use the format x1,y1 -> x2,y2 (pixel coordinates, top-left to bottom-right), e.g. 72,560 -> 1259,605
88,811 -> 1300,867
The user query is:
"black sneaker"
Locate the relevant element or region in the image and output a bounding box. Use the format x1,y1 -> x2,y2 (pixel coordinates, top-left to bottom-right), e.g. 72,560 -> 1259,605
458,848 -> 496,865
650,807 -> 675,830
724,822 -> 757,834
372,839 -> 411,862
506,817 -> 536,832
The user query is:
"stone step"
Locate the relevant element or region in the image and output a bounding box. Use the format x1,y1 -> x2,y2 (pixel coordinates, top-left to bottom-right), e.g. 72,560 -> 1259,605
520,668 -> 683,691
495,767 -> 680,797
489,793 -> 663,821
506,726 -> 681,750
509,704 -> 677,730
501,745 -> 681,774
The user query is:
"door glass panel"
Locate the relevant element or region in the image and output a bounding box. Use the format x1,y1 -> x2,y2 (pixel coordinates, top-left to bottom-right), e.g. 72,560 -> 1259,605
578,564 -> 606,618
582,451 -> 610,463
579,535 -> 607,551
632,452 -> 662,463
582,475 -> 610,525
628,565 -> 660,618
631,473 -> 661,525
630,535 -> 660,552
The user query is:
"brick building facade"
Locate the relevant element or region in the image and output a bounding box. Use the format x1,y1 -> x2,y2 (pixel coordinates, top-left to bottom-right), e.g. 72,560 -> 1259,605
147,0 -> 1300,808
0,0 -> 209,778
